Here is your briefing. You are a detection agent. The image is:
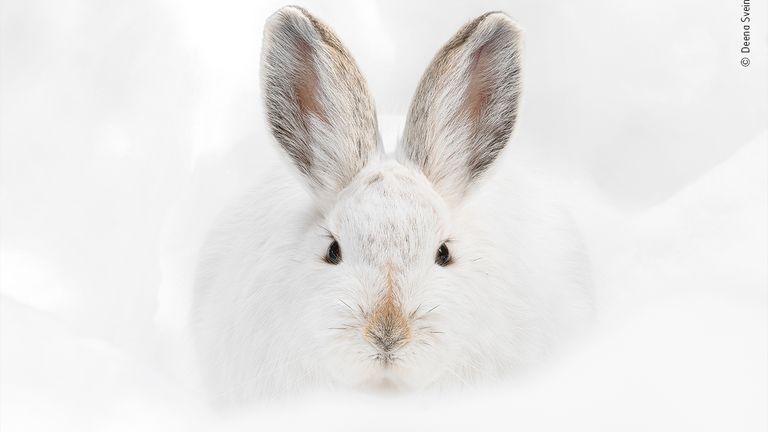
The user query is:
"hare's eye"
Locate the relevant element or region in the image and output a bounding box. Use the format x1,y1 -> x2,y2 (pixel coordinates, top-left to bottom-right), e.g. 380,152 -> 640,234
435,243 -> 451,267
325,240 -> 342,265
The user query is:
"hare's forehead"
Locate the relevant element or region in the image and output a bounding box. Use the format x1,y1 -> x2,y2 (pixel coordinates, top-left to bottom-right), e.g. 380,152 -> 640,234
332,169 -> 445,248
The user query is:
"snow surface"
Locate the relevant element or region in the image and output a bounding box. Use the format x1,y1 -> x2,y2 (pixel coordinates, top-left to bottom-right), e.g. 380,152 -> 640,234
1,0 -> 766,430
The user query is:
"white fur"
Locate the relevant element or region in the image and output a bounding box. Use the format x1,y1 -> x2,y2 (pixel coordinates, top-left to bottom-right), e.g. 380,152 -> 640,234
191,7 -> 592,404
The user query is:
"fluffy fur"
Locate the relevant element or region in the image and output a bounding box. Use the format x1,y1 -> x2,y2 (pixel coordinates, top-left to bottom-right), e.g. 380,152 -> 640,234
191,6 -> 592,404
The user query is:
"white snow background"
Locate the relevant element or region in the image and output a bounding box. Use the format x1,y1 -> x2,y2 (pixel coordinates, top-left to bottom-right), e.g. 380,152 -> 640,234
0,0 -> 766,430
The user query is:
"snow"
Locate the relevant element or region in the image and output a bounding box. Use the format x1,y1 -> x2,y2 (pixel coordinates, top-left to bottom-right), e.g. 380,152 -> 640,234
1,0 -> 766,430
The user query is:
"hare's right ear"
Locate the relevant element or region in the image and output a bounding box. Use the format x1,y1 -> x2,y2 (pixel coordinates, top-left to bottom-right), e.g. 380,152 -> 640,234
261,6 -> 381,204
398,12 -> 523,206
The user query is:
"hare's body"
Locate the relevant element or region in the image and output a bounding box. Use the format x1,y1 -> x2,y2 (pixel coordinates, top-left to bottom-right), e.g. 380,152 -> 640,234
192,7 -> 591,403
193,159 -> 591,401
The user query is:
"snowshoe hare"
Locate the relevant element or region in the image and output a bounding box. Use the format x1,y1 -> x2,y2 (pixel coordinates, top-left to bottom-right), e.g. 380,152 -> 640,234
192,6 -> 591,402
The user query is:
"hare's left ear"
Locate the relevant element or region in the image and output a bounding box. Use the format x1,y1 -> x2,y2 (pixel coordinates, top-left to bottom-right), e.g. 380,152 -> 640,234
397,12 -> 522,205
261,6 -> 381,204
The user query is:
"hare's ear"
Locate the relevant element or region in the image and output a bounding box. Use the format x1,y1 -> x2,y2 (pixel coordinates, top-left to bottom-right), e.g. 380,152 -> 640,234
261,6 -> 381,203
398,12 -> 522,205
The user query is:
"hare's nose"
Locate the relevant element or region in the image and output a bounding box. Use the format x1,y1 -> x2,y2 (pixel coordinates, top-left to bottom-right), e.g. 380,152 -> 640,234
364,296 -> 411,353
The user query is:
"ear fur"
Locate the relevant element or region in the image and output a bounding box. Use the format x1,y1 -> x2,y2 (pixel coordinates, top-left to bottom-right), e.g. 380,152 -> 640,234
398,12 -> 523,205
261,6 -> 381,203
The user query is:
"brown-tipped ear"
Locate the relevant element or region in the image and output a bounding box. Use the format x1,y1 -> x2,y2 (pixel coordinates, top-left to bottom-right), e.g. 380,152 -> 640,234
397,12 -> 523,205
261,6 -> 381,204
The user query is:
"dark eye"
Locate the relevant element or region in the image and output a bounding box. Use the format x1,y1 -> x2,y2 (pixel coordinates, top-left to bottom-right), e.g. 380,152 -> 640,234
325,240 -> 342,265
435,243 -> 451,267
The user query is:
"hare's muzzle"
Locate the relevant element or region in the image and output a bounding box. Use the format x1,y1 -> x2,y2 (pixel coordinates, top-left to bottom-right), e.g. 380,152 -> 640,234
363,290 -> 411,359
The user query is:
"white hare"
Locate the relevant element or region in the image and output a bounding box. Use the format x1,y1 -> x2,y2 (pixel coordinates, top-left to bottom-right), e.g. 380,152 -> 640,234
192,6 -> 591,403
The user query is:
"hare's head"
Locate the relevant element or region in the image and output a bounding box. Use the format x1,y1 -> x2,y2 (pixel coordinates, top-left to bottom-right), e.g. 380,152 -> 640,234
262,6 -> 522,389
